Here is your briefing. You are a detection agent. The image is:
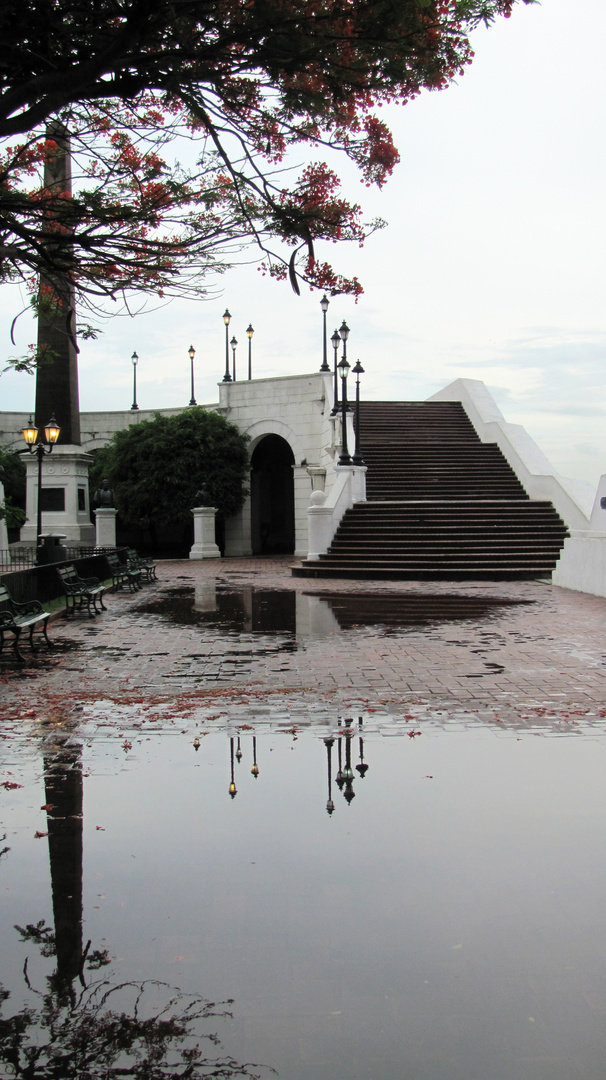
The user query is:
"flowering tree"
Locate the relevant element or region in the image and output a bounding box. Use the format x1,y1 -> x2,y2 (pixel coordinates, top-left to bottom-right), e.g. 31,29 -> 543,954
0,0 -> 533,365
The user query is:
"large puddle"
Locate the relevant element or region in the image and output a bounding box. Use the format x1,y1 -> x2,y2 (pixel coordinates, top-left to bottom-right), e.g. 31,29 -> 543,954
136,585 -> 532,638
3,716 -> 606,1079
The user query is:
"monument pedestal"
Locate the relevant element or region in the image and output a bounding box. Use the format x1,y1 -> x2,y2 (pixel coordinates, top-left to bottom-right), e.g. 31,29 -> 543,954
190,506 -> 221,559
94,507 -> 117,548
20,445 -> 94,547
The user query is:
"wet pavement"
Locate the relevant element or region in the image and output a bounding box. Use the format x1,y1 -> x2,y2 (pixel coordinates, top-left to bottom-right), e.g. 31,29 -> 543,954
2,558 -> 606,1080
2,557 -> 605,734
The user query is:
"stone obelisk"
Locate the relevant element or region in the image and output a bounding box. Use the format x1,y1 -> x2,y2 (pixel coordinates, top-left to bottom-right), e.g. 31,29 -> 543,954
34,122 -> 81,445
21,123 -> 94,547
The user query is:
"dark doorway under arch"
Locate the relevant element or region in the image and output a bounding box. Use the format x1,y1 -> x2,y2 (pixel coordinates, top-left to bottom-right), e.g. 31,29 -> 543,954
250,435 -> 295,554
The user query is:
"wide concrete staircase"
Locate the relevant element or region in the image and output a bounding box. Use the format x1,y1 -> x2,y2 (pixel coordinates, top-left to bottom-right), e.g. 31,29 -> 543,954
293,401 -> 569,580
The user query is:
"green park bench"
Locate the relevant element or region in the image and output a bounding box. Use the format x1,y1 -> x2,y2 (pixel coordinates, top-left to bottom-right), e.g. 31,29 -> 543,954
57,565 -> 107,617
104,552 -> 141,592
0,583 -> 51,662
127,549 -> 157,582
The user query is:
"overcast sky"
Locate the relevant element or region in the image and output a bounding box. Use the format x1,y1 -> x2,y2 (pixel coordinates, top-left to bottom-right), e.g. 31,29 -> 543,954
1,0 -> 605,490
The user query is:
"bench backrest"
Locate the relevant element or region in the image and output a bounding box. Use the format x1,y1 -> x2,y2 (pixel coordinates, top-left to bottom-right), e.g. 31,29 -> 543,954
57,566 -> 80,584
0,584 -> 12,613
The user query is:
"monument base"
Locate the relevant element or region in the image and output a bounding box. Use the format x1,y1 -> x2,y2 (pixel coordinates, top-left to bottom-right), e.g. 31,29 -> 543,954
20,445 -> 95,546
190,506 -> 221,559
94,507 -> 117,548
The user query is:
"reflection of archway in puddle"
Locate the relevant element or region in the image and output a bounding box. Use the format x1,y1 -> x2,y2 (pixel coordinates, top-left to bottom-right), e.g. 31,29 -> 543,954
250,434 -> 295,554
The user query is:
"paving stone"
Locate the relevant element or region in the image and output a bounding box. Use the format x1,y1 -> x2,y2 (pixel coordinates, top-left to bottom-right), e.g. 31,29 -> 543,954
1,557 -> 605,736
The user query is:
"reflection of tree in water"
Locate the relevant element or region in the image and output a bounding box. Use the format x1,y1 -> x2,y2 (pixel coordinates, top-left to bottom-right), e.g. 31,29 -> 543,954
0,966 -> 268,1079
0,730 -> 272,1080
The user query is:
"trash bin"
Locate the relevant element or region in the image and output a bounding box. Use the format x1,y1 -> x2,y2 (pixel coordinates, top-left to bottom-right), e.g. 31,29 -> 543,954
37,533 -> 68,564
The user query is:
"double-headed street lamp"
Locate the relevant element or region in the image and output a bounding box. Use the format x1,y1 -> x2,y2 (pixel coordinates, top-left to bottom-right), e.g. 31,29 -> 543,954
22,413 -> 61,557
130,351 -> 139,410
188,344 -> 196,406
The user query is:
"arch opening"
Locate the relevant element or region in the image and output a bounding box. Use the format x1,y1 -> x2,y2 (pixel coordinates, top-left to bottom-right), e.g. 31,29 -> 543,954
250,435 -> 295,555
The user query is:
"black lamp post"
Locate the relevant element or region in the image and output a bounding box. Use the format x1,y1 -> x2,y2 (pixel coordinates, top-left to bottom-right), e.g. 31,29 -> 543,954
188,344 -> 196,406
222,310 -> 232,381
320,295 -> 330,371
330,329 -> 341,414
130,351 -> 139,410
251,735 -> 259,778
338,356 -> 352,465
352,360 -> 365,466
22,413 -> 61,557
230,336 -> 238,381
246,324 -> 254,380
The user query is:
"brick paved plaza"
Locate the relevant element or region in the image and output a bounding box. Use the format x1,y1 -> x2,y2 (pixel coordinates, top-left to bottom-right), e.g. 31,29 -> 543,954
3,557 -> 606,734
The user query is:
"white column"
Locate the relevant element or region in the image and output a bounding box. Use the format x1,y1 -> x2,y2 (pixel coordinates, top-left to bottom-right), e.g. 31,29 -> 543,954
306,490 -> 336,560
190,506 -> 221,559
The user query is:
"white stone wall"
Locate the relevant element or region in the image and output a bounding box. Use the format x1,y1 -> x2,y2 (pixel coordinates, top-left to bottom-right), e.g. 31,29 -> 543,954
218,372 -> 337,556
0,373 -> 343,557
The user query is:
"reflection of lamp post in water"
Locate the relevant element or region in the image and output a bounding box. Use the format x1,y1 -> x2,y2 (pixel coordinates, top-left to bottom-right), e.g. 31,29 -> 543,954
356,717 -> 369,778
335,738 -> 345,791
324,737 -> 335,816
342,730 -> 356,804
236,736 -> 243,762
251,736 -> 259,777
229,737 -> 237,799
